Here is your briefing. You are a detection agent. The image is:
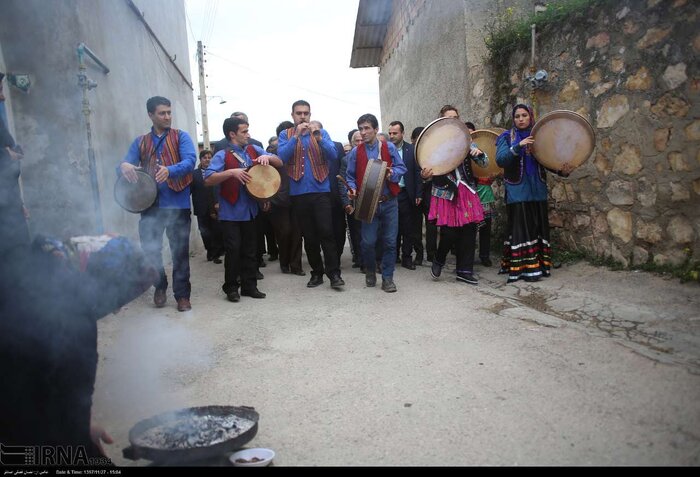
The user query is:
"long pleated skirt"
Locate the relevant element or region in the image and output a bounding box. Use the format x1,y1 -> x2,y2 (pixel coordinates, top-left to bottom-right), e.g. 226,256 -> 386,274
499,201 -> 551,283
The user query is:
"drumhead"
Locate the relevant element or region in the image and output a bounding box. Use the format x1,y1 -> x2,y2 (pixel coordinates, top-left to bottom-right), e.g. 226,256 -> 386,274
355,160 -> 387,224
471,129 -> 504,178
114,170 -> 157,213
531,110 -> 595,171
246,164 -> 281,200
415,117 -> 471,176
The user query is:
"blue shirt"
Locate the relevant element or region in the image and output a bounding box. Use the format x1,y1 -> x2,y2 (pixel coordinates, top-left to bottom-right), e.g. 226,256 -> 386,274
496,135 -> 548,204
120,128 -> 196,209
204,142 -> 264,221
346,141 -> 407,196
277,129 -> 338,196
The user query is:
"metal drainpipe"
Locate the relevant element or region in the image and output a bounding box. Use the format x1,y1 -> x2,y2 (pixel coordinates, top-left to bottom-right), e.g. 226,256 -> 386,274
77,43 -> 109,234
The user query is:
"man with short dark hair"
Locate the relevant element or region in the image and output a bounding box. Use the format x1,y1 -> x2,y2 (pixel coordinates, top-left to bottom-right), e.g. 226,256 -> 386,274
388,120 -> 422,270
205,117 -> 283,302
119,96 -> 196,312
277,100 -> 344,289
191,149 -> 223,264
346,114 -> 406,293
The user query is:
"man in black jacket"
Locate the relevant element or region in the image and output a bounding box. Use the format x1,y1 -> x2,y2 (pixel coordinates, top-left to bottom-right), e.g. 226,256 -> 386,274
191,149 -> 223,263
388,121 -> 422,270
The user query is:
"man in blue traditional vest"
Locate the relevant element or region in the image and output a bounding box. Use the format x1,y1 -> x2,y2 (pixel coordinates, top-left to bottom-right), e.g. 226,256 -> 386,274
119,96 -> 196,312
346,114 -> 407,293
277,100 -> 344,290
204,117 -> 283,302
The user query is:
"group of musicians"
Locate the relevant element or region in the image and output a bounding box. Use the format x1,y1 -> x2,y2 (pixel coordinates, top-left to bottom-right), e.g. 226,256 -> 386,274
119,96 -> 571,311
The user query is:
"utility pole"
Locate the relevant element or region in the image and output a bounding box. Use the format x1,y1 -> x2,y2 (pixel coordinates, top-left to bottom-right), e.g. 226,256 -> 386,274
197,41 -> 210,150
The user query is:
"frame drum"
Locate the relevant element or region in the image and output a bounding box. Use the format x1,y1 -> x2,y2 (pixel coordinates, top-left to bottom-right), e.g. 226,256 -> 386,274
354,159 -> 387,224
114,170 -> 157,213
246,164 -> 281,200
531,110 -> 595,171
471,129 -> 504,178
415,117 -> 472,176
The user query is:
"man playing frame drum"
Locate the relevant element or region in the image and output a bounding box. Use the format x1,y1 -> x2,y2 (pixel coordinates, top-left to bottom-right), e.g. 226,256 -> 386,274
346,114 -> 407,293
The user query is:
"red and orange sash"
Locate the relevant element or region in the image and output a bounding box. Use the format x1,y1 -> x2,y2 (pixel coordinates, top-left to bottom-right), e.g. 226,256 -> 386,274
138,128 -> 192,192
285,127 -> 328,183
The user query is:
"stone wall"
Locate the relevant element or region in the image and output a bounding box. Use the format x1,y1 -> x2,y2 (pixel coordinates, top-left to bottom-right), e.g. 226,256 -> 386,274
482,0 -> 699,267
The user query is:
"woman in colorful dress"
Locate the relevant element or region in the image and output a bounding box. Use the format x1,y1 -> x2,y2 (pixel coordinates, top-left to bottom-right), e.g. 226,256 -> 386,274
496,104 -> 572,283
420,105 -> 487,285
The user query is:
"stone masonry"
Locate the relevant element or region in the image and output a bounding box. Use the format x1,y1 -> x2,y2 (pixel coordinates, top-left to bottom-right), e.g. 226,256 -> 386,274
483,0 -> 699,267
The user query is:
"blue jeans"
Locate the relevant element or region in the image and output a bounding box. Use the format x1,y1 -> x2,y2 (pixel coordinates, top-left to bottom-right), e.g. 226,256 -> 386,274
361,197 -> 398,279
139,207 -> 191,299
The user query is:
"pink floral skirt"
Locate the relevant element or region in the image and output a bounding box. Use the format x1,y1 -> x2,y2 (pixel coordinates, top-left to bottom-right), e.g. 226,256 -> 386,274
429,183 -> 485,227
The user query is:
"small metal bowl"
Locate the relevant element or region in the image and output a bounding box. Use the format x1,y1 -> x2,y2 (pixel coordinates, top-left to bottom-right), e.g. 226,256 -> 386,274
230,448 -> 275,467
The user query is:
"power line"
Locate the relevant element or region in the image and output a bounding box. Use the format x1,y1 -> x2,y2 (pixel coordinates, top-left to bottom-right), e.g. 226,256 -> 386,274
206,50 -> 377,109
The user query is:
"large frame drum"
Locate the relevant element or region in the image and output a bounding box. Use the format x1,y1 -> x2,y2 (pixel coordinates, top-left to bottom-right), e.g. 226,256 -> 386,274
354,159 -> 387,224
246,164 -> 281,200
471,129 -> 504,178
415,117 -> 472,176
114,170 -> 158,213
531,110 -> 595,171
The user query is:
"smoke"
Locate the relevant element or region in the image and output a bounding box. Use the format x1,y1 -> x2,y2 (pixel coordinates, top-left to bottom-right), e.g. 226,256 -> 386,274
0,237 -> 158,448
96,312 -> 215,424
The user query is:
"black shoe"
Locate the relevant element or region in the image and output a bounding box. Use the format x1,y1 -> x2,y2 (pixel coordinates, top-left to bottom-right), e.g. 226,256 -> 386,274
552,261 -> 562,269
413,258 -> 423,267
365,272 -> 376,287
456,272 -> 478,285
256,270 -> 264,280
330,275 -> 345,289
382,278 -> 397,293
258,259 -> 266,268
401,259 -> 416,271
480,257 -> 492,267
242,288 -> 266,299
291,269 -> 306,276
154,288 -> 167,308
268,254 -> 278,262
430,262 -> 442,280
281,265 -> 291,274
213,257 -> 222,264
226,290 -> 240,302
307,275 -> 323,287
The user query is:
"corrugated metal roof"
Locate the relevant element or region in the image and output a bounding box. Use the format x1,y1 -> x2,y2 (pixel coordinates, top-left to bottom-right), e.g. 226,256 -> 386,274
350,0 -> 393,68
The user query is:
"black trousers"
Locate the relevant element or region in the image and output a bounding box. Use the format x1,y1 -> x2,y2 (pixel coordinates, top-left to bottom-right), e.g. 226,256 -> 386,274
331,199 -> 347,265
221,219 -> 257,294
422,206 -> 438,262
347,213 -> 362,265
268,205 -> 303,272
435,223 -> 477,274
256,213 -> 277,260
196,213 -> 223,260
478,217 -> 492,260
397,191 -> 413,260
411,202 -> 424,261
291,192 -> 340,279
139,207 -> 191,299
